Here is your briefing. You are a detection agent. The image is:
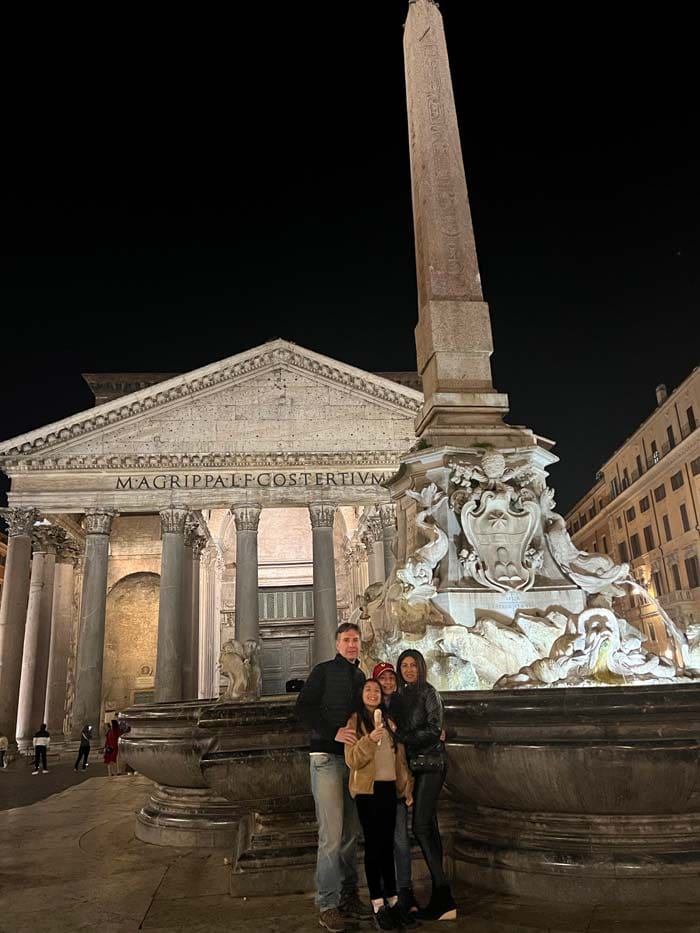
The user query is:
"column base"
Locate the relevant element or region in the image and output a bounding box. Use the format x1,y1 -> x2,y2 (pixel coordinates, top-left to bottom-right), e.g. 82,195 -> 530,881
136,784 -> 243,848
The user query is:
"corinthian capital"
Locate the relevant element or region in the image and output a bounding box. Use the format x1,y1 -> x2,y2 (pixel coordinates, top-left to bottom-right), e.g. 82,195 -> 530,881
7,507 -> 39,537
231,504 -> 262,533
191,534 -> 208,559
183,521 -> 200,548
83,509 -> 117,536
309,503 -> 337,529
33,525 -> 67,554
159,506 -> 189,535
378,503 -> 397,529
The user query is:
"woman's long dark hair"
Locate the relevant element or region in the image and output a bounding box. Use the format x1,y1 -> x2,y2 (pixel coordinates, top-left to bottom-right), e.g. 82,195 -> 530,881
354,679 -> 394,745
396,649 -> 428,692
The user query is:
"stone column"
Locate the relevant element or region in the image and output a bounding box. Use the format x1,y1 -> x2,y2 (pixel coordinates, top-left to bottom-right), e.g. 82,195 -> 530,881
379,504 -> 398,579
154,506 -> 189,703
180,524 -> 195,698
71,510 -> 116,737
44,543 -> 79,737
232,505 -> 261,643
309,503 -> 338,665
16,529 -> 58,748
362,527 -> 384,586
0,508 -> 37,745
199,548 -> 218,699
189,535 -> 205,698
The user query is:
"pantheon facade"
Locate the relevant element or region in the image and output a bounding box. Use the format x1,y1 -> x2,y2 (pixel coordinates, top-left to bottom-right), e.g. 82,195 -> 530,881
0,340 -> 422,745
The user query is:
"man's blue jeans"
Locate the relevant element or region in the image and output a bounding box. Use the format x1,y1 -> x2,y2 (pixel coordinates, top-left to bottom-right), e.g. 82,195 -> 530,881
310,752 -> 360,910
394,799 -> 412,890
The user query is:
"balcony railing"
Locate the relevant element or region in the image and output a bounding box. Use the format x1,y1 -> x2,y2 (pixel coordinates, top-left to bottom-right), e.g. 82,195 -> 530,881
657,587 -> 700,608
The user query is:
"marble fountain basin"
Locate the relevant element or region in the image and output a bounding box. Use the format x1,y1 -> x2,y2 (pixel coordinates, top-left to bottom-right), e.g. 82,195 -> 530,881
121,683 -> 700,904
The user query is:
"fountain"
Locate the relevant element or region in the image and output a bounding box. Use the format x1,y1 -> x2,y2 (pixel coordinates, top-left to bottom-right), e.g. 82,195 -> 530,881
121,0 -> 700,905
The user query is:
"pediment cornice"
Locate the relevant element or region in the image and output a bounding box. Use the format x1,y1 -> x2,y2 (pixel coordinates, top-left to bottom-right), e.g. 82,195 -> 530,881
0,340 -> 423,458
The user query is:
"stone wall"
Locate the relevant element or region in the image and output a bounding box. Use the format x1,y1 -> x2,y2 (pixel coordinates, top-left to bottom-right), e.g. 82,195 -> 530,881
102,572 -> 160,716
102,515 -> 162,717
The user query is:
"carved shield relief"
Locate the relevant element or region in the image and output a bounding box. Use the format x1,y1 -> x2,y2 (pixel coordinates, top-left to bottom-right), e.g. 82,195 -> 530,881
461,490 -> 540,592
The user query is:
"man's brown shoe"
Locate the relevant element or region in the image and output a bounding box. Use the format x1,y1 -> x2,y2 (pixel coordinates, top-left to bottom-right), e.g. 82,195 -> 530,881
339,891 -> 372,919
319,907 -> 347,932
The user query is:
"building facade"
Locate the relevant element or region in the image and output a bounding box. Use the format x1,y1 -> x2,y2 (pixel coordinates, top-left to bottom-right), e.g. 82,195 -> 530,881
0,340 -> 416,742
565,368 -> 700,657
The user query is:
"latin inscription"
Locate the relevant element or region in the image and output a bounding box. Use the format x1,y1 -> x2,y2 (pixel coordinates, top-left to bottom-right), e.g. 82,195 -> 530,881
115,471 -> 389,491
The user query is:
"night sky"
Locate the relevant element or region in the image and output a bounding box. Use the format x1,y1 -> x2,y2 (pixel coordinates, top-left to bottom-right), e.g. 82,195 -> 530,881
1,2 -> 697,513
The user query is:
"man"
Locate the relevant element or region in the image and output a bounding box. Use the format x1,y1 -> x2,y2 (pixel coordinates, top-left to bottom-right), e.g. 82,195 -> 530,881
296,622 -> 370,933
372,662 -> 419,921
32,724 -> 50,774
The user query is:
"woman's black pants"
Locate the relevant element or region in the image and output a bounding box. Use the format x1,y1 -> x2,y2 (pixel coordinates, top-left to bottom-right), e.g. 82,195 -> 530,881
355,781 -> 398,901
412,766 -> 448,889
75,746 -> 90,769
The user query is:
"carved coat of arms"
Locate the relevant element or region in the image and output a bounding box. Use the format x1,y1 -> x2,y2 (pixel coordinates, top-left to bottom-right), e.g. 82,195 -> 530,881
460,489 -> 540,592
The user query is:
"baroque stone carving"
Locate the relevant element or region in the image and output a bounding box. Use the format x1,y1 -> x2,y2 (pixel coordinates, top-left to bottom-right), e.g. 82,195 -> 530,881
6,507 -> 39,537
83,509 -> 117,536
308,503 -> 336,529
495,607 -> 682,689
540,489 -> 629,597
232,505 -> 262,533
159,507 -> 189,535
396,483 -> 448,602
218,639 -> 262,701
0,342 -> 421,457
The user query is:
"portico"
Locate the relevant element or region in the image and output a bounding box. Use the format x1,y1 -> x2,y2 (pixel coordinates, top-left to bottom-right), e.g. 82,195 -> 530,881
0,340 -> 415,742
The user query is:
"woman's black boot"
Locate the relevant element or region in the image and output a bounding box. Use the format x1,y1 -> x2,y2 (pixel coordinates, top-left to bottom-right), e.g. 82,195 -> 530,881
416,885 -> 457,921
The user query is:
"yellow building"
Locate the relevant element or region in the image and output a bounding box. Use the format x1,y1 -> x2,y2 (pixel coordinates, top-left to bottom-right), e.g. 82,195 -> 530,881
565,367 -> 700,658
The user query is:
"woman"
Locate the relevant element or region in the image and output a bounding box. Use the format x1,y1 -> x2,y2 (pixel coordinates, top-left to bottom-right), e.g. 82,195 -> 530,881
74,723 -> 92,771
345,679 -> 414,931
103,719 -> 120,776
392,649 -> 456,922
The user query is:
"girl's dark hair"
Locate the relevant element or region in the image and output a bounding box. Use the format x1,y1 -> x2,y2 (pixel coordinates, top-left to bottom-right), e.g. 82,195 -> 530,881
396,649 -> 428,691
354,679 -> 394,745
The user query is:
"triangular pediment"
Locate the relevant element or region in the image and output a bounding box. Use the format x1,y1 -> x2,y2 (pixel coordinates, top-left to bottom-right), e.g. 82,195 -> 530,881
0,340 -> 422,466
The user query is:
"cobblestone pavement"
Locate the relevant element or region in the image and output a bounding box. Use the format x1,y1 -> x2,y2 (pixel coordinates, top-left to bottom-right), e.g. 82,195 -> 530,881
1,774 -> 698,932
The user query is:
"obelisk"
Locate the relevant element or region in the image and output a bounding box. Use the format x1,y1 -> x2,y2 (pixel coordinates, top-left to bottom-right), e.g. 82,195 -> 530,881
403,0 -> 533,448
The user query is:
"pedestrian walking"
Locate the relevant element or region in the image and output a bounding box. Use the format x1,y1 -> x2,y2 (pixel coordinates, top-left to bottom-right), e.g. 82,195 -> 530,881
74,724 -> 93,771
296,622 -> 370,933
103,719 -> 120,776
32,724 -> 50,774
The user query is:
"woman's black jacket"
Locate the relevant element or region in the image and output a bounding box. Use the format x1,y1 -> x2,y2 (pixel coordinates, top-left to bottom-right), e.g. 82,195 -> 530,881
393,682 -> 444,759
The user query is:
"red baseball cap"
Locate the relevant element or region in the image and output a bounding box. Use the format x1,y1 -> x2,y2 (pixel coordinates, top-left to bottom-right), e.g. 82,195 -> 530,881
372,662 -> 396,680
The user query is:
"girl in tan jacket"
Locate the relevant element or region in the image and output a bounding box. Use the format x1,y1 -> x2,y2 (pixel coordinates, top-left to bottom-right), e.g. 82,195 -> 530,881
345,679 -> 414,931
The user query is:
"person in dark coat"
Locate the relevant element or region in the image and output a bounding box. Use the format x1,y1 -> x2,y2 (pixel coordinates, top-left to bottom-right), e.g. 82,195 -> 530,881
74,724 -> 93,771
32,724 -> 50,774
392,649 -> 456,922
295,622 -> 369,933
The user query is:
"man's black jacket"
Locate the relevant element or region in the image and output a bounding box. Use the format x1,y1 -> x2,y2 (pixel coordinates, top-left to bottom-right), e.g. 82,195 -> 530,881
295,654 -> 365,755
